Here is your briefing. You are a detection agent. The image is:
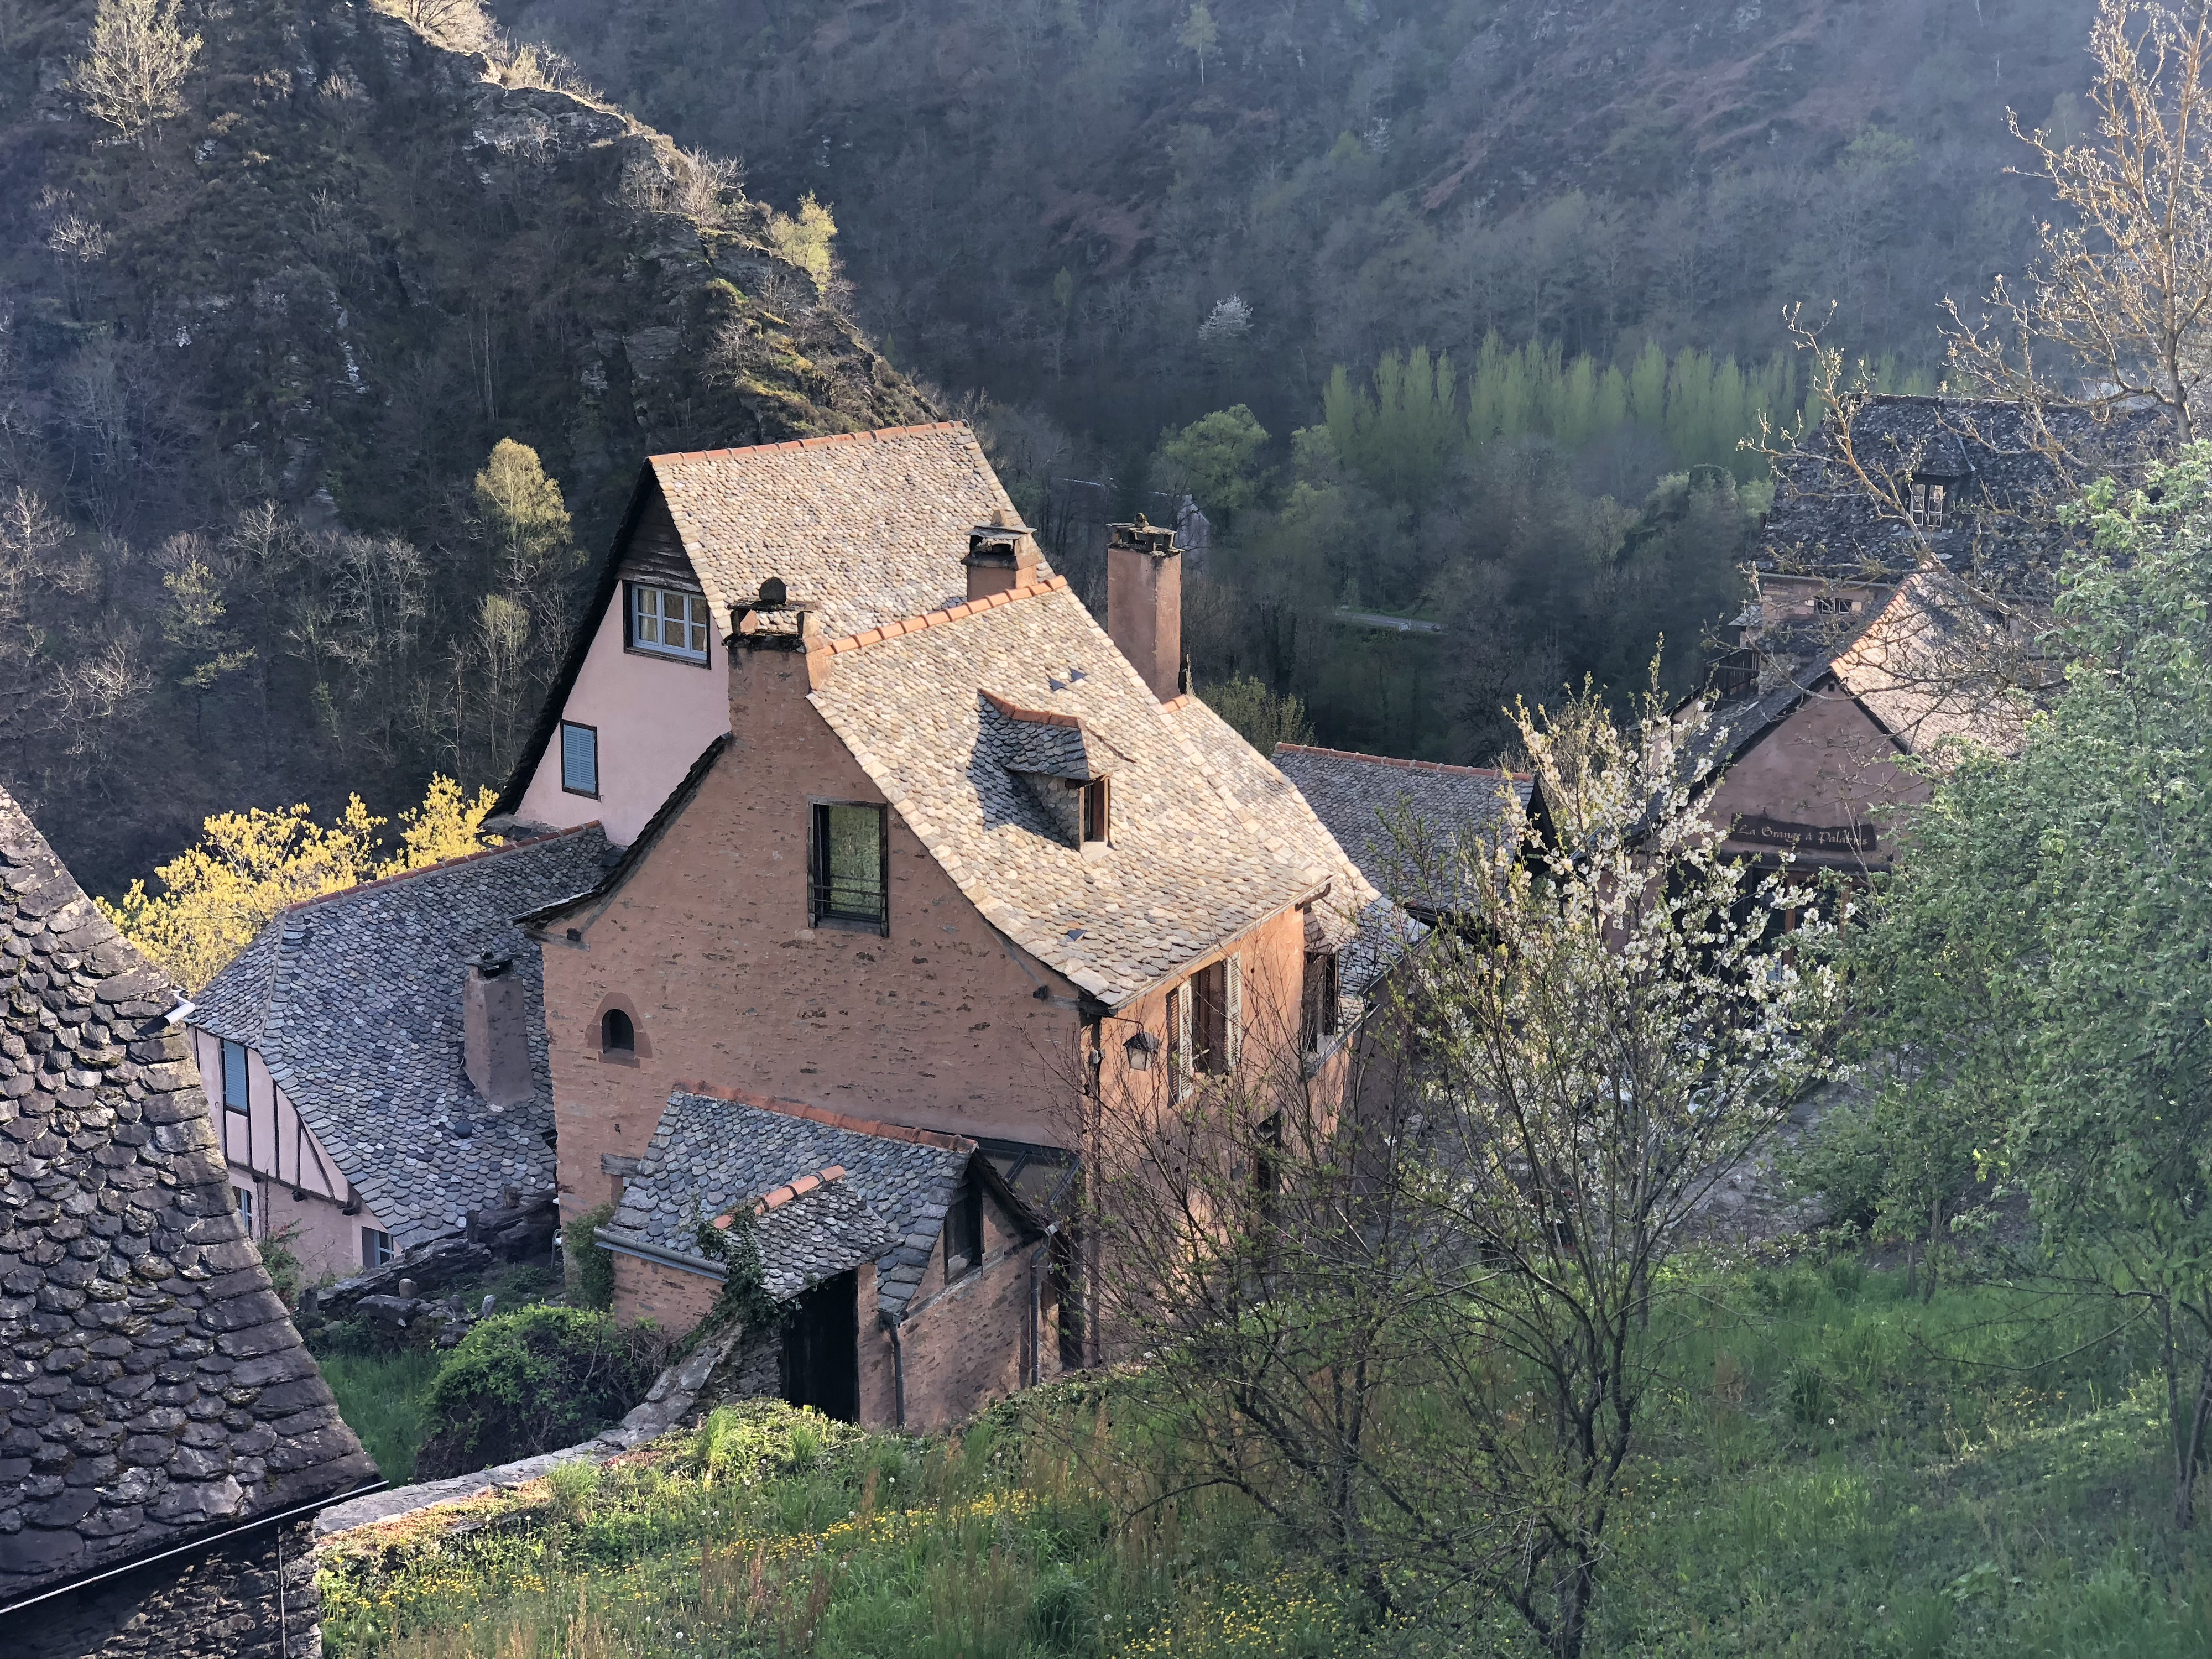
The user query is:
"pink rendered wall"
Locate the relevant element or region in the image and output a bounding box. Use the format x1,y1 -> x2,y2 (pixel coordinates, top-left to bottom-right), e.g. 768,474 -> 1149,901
191,1025 -> 391,1282
514,592 -> 732,843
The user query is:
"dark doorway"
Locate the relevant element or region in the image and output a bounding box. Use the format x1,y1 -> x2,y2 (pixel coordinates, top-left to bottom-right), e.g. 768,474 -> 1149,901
781,1271 -> 860,1423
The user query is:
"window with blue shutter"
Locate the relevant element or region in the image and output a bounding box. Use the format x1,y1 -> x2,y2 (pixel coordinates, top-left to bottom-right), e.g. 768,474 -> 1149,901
561,721 -> 599,797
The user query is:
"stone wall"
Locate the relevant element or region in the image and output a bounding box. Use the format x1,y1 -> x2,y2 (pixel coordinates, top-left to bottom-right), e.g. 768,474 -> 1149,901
8,1515 -> 321,1659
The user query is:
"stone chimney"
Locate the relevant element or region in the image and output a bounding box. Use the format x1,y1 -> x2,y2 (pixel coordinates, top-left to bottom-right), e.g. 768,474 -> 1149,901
964,508 -> 1041,601
1107,517 -> 1182,701
463,951 -> 532,1107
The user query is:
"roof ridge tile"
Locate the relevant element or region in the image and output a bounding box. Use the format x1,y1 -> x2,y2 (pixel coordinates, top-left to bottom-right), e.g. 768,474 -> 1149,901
650,421 -> 968,467
818,575 -> 1068,657
280,822 -> 603,915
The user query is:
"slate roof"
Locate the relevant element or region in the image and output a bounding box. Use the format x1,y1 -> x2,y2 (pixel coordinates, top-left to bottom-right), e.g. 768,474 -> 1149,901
651,424 -> 1034,643
1271,744 -> 1530,919
799,579 -> 1384,1006
1830,568 -> 2036,759
192,827 -> 610,1251
601,1088 -> 1029,1320
0,787 -> 373,1599
1759,395 -> 2167,594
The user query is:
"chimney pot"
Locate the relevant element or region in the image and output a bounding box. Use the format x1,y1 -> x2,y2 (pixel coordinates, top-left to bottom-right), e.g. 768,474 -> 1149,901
964,508 -> 1041,601
1107,518 -> 1183,701
463,952 -> 533,1107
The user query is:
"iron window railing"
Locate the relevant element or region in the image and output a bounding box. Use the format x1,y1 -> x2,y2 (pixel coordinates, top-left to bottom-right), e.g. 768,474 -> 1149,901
810,802 -> 888,931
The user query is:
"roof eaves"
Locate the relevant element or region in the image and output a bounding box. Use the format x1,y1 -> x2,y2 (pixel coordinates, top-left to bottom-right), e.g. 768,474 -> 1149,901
520,734 -> 732,930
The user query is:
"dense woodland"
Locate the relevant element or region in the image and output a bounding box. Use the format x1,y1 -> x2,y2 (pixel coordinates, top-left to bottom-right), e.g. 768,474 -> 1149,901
505,0 -> 2096,754
0,0 -> 2111,890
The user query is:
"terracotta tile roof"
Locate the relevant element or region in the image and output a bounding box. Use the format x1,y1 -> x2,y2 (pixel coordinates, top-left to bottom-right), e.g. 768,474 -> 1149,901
804,582 -> 1381,1006
650,422 -> 1040,642
602,1088 -> 1031,1318
0,788 -> 373,1596
192,828 -> 611,1251
1272,744 -> 1530,917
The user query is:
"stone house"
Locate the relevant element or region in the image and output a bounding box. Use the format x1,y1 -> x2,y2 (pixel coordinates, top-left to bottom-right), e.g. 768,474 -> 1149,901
598,1085 -> 1051,1431
0,786 -> 377,1658
186,827 -> 609,1280
492,423 -> 1387,1420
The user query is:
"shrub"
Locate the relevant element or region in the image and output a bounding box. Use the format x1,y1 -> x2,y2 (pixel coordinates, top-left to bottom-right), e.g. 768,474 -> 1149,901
1027,1563 -> 1098,1652
414,1306 -> 661,1478
564,1201 -> 617,1310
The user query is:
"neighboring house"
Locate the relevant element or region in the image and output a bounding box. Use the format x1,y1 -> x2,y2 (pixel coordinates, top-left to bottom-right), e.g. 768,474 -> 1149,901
499,422 -> 1031,846
1687,568 -> 2033,878
186,827 -> 611,1280
504,434 -> 1388,1413
0,786 -> 377,1658
1271,744 -> 1530,922
600,1086 -> 1053,1432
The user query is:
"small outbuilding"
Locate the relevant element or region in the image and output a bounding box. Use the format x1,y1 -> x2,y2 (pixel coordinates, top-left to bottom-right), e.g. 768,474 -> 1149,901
596,1086 -> 1058,1431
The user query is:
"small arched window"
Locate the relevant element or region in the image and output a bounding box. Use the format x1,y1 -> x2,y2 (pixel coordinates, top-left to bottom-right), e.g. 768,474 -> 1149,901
601,1008 -> 635,1054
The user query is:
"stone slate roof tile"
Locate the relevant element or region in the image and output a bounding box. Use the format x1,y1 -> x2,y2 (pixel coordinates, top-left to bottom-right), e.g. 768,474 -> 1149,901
652,424 -> 1041,642
193,828 -> 609,1251
807,582 -> 1384,1005
1272,744 -> 1530,919
602,1089 -> 1009,1319
1759,395 -> 2168,595
1830,567 -> 2033,758
0,786 -> 374,1600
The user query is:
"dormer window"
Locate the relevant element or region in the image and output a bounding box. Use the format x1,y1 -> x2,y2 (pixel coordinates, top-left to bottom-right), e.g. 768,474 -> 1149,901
629,583 -> 711,662
1081,778 -> 1110,844
1910,481 -> 1947,530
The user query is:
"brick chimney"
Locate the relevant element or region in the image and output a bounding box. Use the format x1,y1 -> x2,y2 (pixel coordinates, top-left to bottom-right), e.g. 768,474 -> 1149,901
964,508 -> 1041,601
1107,517 -> 1182,701
463,952 -> 533,1107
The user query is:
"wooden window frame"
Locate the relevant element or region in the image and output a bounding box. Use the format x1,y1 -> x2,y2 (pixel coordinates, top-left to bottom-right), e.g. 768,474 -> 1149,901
1080,776 -> 1110,844
945,1170 -> 984,1280
1192,955 -> 1242,1074
234,1184 -> 255,1239
809,801 -> 890,934
362,1227 -> 394,1269
560,720 -> 601,799
624,581 -> 713,665
1301,950 -> 1340,1055
221,1038 -> 251,1113
1911,480 -> 1948,530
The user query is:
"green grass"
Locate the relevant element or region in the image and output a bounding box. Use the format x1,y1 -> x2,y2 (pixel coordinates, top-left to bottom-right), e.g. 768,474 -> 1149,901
315,1265 -> 2212,1658
321,1349 -> 442,1486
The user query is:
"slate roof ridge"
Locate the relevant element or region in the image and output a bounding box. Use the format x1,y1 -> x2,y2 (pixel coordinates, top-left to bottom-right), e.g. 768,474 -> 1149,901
648,421 -> 972,468
673,1081 -> 978,1153
815,575 -> 1070,656
278,822 -> 603,917
711,1164 -> 849,1225
1274,743 -> 1533,783
980,687 -> 1083,729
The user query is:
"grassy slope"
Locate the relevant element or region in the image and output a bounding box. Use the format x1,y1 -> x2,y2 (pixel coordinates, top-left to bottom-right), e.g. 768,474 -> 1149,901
316,1262 -> 2212,1659
321,1349 -> 444,1488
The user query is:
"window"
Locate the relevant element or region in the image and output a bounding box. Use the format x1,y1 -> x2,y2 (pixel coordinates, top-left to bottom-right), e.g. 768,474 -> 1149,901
945,1170 -> 984,1279
234,1185 -> 254,1238
560,721 -> 599,797
810,803 -> 887,931
1911,481 -> 1947,530
1192,954 -> 1242,1074
221,1039 -> 250,1113
1302,951 -> 1340,1053
601,1008 -> 635,1053
1167,983 -> 1193,1100
630,583 -> 711,662
1080,778 -> 1110,844
362,1227 -> 394,1269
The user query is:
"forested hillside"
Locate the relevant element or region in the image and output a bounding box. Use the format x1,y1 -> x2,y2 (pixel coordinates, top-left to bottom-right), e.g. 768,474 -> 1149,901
497,0 -> 2103,757
0,0 -> 925,891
